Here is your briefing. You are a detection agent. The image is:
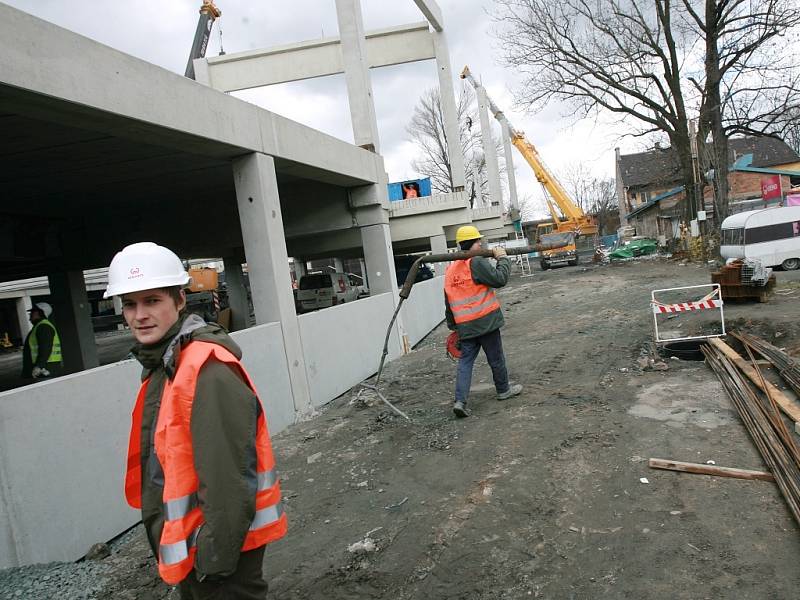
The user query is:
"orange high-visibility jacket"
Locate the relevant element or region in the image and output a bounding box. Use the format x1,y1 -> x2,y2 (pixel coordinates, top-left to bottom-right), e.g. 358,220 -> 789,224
444,259 -> 501,324
125,341 -> 287,585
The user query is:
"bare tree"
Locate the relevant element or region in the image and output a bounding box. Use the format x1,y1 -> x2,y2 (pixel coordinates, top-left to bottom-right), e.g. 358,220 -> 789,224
684,0 -> 800,221
495,0 -> 700,223
406,87 -> 505,206
560,163 -> 619,235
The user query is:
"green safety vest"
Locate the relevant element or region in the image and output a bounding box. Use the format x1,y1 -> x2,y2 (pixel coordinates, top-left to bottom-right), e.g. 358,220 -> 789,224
28,319 -> 63,365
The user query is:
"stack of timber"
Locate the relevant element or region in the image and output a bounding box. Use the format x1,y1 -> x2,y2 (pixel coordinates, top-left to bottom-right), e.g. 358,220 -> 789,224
703,336 -> 800,527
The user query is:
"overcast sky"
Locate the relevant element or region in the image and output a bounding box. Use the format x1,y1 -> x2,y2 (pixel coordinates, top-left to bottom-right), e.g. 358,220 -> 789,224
5,0 -> 640,217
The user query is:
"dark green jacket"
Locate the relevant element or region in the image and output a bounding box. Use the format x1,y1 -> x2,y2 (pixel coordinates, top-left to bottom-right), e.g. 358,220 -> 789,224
445,255 -> 510,339
131,313 -> 260,579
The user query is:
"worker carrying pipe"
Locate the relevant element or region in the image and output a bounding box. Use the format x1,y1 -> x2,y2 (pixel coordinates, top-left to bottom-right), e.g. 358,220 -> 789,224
104,242 -> 286,598
445,226 -> 521,417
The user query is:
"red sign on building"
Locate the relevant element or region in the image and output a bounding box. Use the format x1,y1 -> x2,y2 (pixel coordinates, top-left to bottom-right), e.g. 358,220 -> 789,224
761,175 -> 782,200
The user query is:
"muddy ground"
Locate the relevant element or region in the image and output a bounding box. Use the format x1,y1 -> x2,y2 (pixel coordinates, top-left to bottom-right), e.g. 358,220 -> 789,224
85,259 -> 800,599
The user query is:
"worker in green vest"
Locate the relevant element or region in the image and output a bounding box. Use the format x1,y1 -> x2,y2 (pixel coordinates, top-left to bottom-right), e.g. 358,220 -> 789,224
21,302 -> 63,380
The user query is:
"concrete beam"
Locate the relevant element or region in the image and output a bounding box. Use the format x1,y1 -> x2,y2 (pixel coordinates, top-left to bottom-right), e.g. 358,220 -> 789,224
0,4 -> 378,185
412,0 -> 445,31
433,30 -> 466,191
335,0 -> 381,151
200,23 -> 434,92
501,122 -> 520,213
477,86 -> 503,208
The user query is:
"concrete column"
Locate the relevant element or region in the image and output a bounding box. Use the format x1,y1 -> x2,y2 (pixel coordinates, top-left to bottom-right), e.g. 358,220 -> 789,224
223,256 -> 250,332
432,30 -> 466,191
15,295 -> 32,339
501,121 -> 520,214
333,258 -> 345,273
472,164 -> 484,207
335,0 -> 381,152
112,295 -> 125,331
360,222 -> 398,296
293,258 -> 307,281
429,233 -> 448,277
232,152 -> 312,415
477,86 -> 503,207
47,270 -> 99,373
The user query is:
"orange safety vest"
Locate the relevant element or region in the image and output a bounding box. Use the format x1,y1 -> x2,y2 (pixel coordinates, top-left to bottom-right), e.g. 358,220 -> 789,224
444,259 -> 501,324
124,341 -> 287,585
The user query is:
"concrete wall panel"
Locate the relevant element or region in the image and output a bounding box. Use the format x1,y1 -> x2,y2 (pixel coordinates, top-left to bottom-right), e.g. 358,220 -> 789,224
0,361 -> 141,568
400,276 -> 445,347
298,293 -> 397,408
231,323 -> 295,435
0,321 -> 291,569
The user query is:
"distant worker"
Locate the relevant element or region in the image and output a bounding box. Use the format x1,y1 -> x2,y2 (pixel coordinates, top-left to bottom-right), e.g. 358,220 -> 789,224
105,242 -> 286,599
445,226 -> 522,418
21,302 -> 63,380
402,182 -> 419,199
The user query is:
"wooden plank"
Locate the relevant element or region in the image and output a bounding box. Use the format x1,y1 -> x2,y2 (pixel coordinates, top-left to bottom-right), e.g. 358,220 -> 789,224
708,338 -> 800,422
649,458 -> 774,482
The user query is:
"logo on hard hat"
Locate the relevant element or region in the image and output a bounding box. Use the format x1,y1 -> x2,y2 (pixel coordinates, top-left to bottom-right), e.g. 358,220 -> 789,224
128,267 -> 144,280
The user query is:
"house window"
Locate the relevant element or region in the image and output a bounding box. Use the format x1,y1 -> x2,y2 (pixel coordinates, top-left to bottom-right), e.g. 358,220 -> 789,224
640,191 -> 651,204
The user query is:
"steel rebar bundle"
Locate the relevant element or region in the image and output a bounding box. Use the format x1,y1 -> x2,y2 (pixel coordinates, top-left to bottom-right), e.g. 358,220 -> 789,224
732,332 -> 800,397
703,345 -> 800,527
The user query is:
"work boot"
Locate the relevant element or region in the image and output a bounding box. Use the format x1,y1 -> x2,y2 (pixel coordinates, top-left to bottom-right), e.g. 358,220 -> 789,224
453,401 -> 471,418
497,383 -> 523,401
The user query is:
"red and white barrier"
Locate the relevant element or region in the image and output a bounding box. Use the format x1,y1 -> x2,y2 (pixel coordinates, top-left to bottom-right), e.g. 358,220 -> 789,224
651,284 -> 725,343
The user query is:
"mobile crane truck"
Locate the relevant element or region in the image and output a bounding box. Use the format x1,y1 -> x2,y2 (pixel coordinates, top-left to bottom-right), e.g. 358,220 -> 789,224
460,66 -> 598,269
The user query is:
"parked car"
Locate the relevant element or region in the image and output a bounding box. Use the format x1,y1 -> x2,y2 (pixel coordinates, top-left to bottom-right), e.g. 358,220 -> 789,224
297,272 -> 360,312
394,255 -> 435,287
347,273 -> 370,298
721,206 -> 800,270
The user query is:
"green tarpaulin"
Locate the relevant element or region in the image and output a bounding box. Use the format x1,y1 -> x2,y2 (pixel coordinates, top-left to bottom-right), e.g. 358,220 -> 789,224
608,239 -> 659,260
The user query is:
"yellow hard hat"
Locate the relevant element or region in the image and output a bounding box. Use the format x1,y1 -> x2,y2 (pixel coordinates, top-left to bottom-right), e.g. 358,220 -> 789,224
455,225 -> 483,244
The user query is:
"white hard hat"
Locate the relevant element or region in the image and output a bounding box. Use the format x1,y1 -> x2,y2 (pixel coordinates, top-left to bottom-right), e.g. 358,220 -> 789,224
29,302 -> 53,318
104,242 -> 190,299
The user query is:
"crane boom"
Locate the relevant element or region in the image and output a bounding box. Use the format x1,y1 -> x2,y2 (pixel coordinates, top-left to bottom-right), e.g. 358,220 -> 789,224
460,66 -> 596,236
185,1 -> 222,80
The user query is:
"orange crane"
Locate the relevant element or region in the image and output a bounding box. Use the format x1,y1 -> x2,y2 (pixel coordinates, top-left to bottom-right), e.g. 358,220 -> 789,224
460,66 -> 598,268
184,1 -> 222,80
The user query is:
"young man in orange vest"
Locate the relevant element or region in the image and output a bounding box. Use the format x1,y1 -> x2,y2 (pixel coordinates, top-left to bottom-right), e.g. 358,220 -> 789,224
445,226 -> 522,418
104,242 -> 286,599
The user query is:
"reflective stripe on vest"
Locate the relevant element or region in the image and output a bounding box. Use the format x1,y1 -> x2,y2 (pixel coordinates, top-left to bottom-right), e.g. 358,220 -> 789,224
444,259 -> 501,324
125,341 -> 287,584
28,319 -> 62,364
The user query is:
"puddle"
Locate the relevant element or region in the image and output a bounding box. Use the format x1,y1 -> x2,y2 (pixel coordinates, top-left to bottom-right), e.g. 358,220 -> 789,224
628,379 -> 736,428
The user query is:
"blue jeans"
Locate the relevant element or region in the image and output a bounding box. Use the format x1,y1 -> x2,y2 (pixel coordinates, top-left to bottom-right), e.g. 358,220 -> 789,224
455,328 -> 510,405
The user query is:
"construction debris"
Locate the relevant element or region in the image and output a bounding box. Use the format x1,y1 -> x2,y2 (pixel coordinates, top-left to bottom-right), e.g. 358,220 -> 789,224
732,332 -> 800,397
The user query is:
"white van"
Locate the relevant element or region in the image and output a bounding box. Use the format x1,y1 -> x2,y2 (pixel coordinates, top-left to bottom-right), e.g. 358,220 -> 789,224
720,206 -> 800,270
297,272 -> 361,312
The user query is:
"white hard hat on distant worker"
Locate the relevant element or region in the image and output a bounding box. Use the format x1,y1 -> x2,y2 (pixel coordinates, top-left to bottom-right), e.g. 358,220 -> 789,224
28,302 -> 53,318
104,242 -> 190,299
455,225 -> 483,244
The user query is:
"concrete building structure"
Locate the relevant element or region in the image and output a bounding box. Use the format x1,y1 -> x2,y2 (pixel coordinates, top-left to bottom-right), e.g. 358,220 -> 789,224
193,0 -> 516,258
0,4 -> 447,569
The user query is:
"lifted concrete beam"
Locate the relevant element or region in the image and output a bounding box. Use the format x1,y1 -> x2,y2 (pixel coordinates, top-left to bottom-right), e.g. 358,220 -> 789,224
197,23 -> 434,93
412,0 -> 444,32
